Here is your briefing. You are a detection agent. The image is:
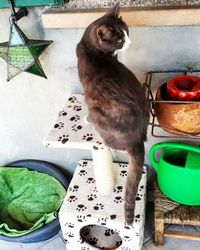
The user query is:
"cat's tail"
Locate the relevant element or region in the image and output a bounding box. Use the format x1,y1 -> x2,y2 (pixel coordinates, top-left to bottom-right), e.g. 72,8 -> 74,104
125,141 -> 144,225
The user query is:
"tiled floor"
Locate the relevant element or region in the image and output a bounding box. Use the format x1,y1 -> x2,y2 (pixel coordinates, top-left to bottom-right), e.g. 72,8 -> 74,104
0,203 -> 199,250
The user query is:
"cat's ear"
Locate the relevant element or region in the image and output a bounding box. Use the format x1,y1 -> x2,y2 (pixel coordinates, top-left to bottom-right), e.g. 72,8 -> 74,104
97,25 -> 113,44
105,3 -> 120,18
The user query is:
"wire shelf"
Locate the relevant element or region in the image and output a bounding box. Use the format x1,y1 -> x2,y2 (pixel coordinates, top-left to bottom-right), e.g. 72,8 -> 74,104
144,69 -> 200,141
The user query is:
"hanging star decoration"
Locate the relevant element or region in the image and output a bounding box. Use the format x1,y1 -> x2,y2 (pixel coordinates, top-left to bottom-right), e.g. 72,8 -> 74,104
0,22 -> 53,81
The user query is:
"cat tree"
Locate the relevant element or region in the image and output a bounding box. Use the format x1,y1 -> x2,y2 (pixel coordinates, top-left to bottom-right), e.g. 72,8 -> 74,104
43,94 -> 147,250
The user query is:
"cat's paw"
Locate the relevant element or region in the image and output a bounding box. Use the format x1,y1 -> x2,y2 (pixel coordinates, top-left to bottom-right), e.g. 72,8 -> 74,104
76,204 -> 87,212
95,141 -> 103,145
93,203 -> 104,210
82,133 -> 93,141
87,194 -> 97,201
110,214 -> 116,220
54,122 -> 64,129
121,246 -> 131,250
70,114 -> 80,121
114,196 -> 123,203
58,110 -> 67,116
58,134 -> 69,144
97,217 -> 107,225
104,229 -> 114,236
139,185 -> 144,191
67,195 -> 77,203
136,193 -> 143,201
120,170 -> 127,177
86,177 -> 95,184
77,215 -> 86,222
64,222 -> 74,228
79,161 -> 88,168
113,185 -> 123,193
65,232 -> 74,238
73,105 -> 82,111
123,235 -> 131,241
87,237 -> 98,245
78,170 -> 88,176
134,214 -> 141,223
72,124 -> 82,131
69,185 -> 79,192
119,163 -> 128,168
68,96 -> 78,103
124,223 -> 131,230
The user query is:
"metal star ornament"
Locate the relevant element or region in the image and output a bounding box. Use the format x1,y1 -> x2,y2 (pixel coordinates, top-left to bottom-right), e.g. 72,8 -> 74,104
0,22 -> 53,81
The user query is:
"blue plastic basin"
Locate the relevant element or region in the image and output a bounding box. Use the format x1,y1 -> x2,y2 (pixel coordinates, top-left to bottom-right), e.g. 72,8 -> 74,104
0,159 -> 69,243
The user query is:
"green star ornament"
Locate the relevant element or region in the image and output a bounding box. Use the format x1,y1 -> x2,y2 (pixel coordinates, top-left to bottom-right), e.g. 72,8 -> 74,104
0,22 -> 53,81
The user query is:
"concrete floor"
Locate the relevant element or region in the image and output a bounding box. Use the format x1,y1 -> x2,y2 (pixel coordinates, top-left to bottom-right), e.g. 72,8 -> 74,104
0,231 -> 65,250
1,230 -> 199,250
143,224 -> 200,250
0,202 -> 199,250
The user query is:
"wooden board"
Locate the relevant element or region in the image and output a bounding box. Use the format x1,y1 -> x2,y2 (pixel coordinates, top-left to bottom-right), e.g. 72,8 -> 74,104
164,231 -> 200,241
42,8 -> 200,28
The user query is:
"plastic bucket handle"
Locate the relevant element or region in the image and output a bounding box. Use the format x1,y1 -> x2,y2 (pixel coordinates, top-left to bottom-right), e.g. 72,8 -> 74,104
149,142 -> 200,172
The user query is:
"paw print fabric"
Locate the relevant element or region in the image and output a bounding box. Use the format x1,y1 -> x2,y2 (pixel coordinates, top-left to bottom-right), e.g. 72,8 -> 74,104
43,94 -> 106,149
59,160 -> 147,250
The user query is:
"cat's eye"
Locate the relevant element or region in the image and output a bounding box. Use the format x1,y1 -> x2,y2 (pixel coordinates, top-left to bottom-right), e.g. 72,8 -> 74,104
118,39 -> 123,43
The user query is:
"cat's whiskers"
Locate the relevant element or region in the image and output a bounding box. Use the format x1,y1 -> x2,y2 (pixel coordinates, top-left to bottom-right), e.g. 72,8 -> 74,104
123,30 -> 132,51
114,30 -> 131,56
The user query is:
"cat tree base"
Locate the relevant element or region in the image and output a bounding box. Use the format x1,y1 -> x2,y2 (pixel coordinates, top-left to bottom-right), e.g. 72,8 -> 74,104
59,160 -> 147,250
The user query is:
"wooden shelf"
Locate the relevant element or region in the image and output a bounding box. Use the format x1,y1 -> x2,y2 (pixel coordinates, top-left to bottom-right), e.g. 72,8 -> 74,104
42,8 -> 200,29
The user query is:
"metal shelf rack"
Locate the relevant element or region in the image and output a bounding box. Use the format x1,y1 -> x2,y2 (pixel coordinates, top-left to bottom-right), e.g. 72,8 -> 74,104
144,69 -> 200,141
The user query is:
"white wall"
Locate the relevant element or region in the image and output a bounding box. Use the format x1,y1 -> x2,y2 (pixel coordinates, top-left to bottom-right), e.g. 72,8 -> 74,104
0,8 -> 199,175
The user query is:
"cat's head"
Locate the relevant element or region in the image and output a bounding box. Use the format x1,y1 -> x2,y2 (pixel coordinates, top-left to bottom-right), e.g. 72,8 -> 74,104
87,4 -> 131,54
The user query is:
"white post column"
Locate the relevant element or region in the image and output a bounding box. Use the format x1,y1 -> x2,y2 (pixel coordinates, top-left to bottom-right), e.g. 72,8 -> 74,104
92,148 -> 115,196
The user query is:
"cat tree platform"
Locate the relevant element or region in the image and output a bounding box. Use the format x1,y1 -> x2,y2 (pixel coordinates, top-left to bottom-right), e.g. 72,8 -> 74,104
59,159 -> 147,250
43,94 -> 105,150
43,94 -> 122,195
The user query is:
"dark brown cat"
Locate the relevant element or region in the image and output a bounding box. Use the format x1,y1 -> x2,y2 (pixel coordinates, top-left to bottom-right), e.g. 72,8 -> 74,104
76,4 -> 149,224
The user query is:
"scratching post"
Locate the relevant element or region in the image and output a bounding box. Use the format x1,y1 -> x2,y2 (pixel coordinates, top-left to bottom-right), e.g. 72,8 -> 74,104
92,148 -> 114,195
